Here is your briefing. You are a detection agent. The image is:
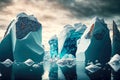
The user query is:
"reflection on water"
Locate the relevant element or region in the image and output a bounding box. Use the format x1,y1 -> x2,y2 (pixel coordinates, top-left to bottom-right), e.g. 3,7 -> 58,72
0,64 -> 12,80
12,63 -> 44,80
0,60 -> 115,80
0,60 -> 90,80
60,65 -> 77,80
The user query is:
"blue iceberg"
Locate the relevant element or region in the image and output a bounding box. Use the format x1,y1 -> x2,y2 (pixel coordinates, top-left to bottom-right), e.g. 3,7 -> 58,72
111,21 -> 120,80
58,23 -> 87,58
85,17 -> 111,80
85,17 -> 111,65
0,12 -> 44,62
112,21 -> 120,56
48,35 -> 58,58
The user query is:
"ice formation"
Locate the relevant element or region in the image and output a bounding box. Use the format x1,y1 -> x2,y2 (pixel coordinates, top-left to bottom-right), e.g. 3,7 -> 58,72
108,54 -> 120,72
58,23 -> 87,58
48,35 -> 58,58
1,59 -> 13,67
24,59 -> 35,66
0,12 -> 44,62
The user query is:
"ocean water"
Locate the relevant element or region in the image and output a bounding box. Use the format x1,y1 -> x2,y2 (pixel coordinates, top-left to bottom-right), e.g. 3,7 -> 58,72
0,58 -> 116,80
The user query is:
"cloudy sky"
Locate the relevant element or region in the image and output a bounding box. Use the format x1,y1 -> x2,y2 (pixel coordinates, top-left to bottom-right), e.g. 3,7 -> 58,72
0,0 -> 120,50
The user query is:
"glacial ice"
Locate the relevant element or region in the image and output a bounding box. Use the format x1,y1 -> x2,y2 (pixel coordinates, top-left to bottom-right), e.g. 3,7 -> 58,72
48,35 -> 58,58
85,17 -> 111,65
0,12 -> 44,62
58,23 -> 87,58
112,21 -> 120,56
108,54 -> 120,72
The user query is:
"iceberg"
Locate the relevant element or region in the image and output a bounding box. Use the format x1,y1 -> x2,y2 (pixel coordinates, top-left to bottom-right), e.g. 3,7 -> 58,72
84,17 -> 111,80
76,23 -> 93,61
56,54 -> 76,68
24,59 -> 35,66
112,21 -> 120,56
48,35 -> 58,58
0,12 -> 44,62
111,21 -> 120,79
85,64 -> 101,73
1,59 -> 13,67
32,64 -> 40,68
108,54 -> 120,72
58,23 -> 86,58
58,25 -> 75,58
85,17 -> 111,65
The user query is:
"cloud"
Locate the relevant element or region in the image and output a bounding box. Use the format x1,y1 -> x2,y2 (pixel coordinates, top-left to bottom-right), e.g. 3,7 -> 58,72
0,0 -> 13,9
54,0 -> 120,18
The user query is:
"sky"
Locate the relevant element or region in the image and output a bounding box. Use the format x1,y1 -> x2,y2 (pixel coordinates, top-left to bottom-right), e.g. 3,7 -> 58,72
0,0 -> 120,50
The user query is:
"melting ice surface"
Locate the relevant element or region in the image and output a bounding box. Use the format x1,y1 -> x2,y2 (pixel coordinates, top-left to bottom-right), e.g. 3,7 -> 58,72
108,54 -> 120,72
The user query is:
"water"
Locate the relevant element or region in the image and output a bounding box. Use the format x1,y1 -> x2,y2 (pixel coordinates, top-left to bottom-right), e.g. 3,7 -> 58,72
0,60 -> 118,80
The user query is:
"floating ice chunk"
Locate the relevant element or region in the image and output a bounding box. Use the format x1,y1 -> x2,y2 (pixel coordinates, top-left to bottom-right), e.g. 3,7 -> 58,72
62,54 -> 75,59
32,64 -> 40,68
2,59 -> 13,67
87,62 -> 94,66
95,63 -> 101,66
108,54 -> 120,72
24,59 -> 35,66
38,61 -> 44,65
56,59 -> 66,67
57,54 -> 76,68
85,64 -> 101,73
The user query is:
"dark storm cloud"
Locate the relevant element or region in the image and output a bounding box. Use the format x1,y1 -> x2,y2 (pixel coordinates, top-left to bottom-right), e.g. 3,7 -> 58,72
54,0 -> 120,18
0,0 -> 12,9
